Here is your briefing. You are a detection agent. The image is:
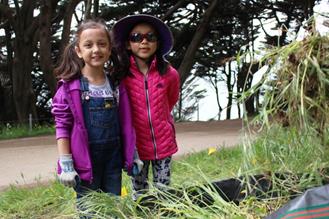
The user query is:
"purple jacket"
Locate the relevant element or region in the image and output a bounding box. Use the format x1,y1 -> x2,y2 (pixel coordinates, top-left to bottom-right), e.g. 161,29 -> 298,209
51,78 -> 135,182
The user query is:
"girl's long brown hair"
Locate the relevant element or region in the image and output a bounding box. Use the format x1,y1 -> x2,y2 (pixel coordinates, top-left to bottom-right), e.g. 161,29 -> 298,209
54,19 -> 114,81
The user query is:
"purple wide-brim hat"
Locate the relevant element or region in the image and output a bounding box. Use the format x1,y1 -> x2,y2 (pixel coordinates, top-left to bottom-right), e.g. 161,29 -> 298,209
112,14 -> 173,57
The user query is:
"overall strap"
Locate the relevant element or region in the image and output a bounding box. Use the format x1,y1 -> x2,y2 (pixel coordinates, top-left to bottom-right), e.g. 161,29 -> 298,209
80,76 -> 89,101
106,74 -> 119,104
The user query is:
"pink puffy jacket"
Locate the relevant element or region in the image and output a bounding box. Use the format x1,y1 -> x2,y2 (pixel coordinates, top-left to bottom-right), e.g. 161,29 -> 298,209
123,56 -> 180,160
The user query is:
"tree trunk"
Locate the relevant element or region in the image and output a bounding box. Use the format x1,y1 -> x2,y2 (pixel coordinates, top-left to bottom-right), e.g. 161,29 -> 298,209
2,21 -> 16,123
178,91 -> 183,120
39,0 -> 57,96
178,0 -> 218,85
214,78 -> 222,120
10,0 -> 39,124
59,0 -> 83,56
12,39 -> 37,124
84,0 -> 92,19
226,62 -> 233,120
93,0 -> 99,17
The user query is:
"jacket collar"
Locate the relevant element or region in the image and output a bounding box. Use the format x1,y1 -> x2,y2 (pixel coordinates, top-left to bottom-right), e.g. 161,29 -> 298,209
129,55 -> 158,76
58,78 -> 80,91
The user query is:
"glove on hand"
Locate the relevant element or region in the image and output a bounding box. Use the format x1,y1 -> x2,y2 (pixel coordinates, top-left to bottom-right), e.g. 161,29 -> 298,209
132,159 -> 144,176
59,154 -> 79,187
132,150 -> 144,176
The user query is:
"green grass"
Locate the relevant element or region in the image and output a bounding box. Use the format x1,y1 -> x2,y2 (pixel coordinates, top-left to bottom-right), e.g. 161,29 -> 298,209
0,124 -> 55,140
0,182 -> 76,218
243,125 -> 329,173
172,146 -> 242,187
1,125 -> 328,218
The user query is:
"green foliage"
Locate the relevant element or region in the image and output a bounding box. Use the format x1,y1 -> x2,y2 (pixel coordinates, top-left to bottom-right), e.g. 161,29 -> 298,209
244,125 -> 328,172
242,125 -> 329,198
0,124 -> 54,140
250,31 -> 329,135
172,147 -> 243,187
0,181 -> 75,218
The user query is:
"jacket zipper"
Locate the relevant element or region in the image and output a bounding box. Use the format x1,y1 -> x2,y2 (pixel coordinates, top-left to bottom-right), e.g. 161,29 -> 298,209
144,76 -> 158,159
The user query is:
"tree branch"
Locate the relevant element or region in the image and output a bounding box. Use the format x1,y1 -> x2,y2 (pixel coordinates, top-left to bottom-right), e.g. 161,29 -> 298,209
178,0 -> 219,84
13,0 -> 20,16
162,0 -> 188,21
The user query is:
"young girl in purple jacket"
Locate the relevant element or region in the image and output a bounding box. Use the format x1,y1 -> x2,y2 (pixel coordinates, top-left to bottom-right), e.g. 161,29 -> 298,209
112,14 -> 180,200
51,19 -> 138,206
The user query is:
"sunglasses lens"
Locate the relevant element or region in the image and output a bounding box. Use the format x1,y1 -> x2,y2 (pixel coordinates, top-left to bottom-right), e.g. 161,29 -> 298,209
146,33 -> 157,42
129,33 -> 157,42
129,33 -> 143,42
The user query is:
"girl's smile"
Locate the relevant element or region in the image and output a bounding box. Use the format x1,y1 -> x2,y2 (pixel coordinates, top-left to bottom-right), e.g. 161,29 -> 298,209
139,47 -> 151,52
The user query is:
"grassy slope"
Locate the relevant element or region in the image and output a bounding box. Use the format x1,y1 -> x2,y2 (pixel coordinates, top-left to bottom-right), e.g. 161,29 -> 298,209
0,126 -> 328,219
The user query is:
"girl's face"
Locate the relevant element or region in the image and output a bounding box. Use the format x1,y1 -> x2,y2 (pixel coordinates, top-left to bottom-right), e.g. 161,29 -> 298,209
127,23 -> 158,62
75,27 -> 111,72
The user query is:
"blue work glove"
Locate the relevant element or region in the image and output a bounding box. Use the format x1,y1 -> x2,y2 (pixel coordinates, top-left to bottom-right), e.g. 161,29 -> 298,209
58,154 -> 80,187
132,150 -> 144,176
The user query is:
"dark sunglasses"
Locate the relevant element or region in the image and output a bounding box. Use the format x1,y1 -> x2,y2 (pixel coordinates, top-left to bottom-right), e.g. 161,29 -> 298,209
129,32 -> 158,43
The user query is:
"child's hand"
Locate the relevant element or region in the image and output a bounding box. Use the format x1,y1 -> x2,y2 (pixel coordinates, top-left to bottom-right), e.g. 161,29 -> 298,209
132,158 -> 144,176
59,154 -> 80,187
131,149 -> 143,176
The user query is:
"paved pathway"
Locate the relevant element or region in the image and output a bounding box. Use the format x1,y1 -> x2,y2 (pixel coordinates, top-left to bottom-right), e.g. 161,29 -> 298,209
0,119 -> 243,190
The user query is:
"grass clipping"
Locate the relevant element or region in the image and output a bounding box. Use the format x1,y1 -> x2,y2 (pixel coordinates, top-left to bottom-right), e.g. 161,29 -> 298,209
255,32 -> 329,137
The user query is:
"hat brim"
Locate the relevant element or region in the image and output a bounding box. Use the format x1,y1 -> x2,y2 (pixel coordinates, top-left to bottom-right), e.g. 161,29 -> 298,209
112,14 -> 173,57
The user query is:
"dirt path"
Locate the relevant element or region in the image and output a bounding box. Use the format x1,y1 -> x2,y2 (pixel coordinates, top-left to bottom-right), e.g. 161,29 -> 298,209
0,119 -> 243,190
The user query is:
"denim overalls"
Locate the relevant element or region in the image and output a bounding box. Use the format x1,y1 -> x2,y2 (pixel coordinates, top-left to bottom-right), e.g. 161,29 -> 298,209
75,76 -> 123,197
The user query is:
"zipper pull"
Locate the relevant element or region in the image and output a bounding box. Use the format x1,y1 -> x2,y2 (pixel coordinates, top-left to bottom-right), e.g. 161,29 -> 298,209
144,80 -> 148,89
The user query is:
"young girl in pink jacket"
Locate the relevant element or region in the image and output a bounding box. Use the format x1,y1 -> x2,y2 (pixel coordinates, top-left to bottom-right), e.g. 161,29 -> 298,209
112,14 -> 180,200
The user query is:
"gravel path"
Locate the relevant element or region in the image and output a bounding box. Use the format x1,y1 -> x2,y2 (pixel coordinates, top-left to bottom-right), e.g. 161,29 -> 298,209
0,119 -> 243,190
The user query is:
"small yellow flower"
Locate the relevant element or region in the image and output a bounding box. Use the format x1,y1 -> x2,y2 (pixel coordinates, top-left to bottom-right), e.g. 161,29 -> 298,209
208,147 -> 217,155
121,186 -> 128,197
